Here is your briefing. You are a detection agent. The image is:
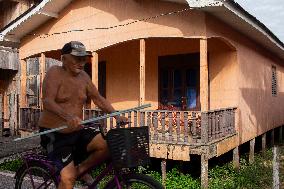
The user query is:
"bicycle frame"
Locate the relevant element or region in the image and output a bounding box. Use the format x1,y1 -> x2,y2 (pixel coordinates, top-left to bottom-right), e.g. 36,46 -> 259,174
19,151 -> 123,189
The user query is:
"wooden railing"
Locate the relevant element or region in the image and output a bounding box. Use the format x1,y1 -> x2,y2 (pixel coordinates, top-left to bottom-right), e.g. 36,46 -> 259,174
201,108 -> 237,143
83,107 -> 237,145
19,107 -> 237,145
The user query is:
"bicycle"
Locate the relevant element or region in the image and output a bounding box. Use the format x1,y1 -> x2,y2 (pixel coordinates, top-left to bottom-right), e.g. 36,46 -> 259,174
14,121 -> 164,189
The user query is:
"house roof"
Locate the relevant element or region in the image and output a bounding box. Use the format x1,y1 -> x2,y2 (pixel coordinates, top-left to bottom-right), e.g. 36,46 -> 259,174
0,0 -> 72,47
0,0 -> 283,60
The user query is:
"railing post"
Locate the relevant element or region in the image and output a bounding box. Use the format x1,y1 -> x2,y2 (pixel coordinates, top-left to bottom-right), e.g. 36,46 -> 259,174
161,112 -> 165,141
140,111 -> 146,127
127,112 -> 132,128
134,111 -> 137,127
176,112 -> 181,143
232,108 -> 236,133
191,112 -> 197,142
184,112 -> 189,143
169,112 -> 173,142
153,112 -> 158,141
201,112 -> 208,144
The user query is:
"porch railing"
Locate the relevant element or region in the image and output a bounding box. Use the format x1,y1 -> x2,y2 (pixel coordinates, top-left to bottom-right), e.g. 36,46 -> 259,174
19,107 -> 237,145
83,107 -> 237,145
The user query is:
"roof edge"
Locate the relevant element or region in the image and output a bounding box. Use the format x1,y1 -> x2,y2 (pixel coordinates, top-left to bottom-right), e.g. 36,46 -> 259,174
224,0 -> 284,50
0,0 -> 52,41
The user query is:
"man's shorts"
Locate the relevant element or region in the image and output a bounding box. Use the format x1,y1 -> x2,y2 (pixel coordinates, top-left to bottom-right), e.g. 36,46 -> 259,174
39,127 -> 100,171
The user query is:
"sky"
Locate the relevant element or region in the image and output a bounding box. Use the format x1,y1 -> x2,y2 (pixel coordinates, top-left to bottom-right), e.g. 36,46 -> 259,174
235,0 -> 284,43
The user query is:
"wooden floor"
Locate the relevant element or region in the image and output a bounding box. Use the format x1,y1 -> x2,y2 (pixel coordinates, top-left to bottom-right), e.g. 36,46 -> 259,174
149,133 -> 238,161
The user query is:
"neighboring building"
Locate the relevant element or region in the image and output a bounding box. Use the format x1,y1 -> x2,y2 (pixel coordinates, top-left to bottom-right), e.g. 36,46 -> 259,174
1,0 -> 284,188
0,0 -> 41,136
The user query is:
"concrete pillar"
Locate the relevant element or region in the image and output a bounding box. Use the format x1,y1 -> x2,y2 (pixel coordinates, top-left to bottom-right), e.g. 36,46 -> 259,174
262,133 -> 266,155
161,159 -> 167,187
201,153 -> 209,189
249,138 -> 255,164
233,146 -> 240,170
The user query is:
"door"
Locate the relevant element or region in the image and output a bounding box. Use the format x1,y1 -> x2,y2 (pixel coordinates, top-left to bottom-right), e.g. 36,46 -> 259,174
158,53 -> 200,111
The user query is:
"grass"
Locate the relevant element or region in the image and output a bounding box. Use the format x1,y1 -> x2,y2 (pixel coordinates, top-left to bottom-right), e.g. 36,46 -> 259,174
0,148 -> 277,188
208,150 -> 273,189
141,149 -> 274,189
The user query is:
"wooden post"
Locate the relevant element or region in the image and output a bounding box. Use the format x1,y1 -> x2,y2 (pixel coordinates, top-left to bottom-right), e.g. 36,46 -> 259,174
3,93 -> 8,129
249,138 -> 255,164
233,146 -> 240,170
272,146 -> 280,189
262,133 -> 266,155
91,52 -> 99,109
201,153 -> 209,189
200,38 -> 209,111
139,39 -> 145,106
20,59 -> 27,108
271,129 -> 275,146
161,159 -> 167,187
201,112 -> 208,143
39,53 -> 46,109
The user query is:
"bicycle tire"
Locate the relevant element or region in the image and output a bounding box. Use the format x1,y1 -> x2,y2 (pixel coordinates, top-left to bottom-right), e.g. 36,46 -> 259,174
15,161 -> 58,189
107,173 -> 164,189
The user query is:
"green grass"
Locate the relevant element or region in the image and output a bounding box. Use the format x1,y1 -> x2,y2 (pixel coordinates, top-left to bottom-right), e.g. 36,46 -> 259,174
142,149 -> 274,189
208,150 -> 273,189
0,149 -> 276,188
0,158 -> 23,172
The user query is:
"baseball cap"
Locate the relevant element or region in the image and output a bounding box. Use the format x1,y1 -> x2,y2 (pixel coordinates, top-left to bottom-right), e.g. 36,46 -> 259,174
61,41 -> 92,57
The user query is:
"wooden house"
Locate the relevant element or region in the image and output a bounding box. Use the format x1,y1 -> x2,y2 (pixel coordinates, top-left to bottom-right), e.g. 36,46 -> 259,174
1,0 -> 284,188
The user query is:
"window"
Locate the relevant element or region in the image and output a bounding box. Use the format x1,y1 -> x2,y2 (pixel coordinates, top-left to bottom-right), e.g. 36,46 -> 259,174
159,53 -> 200,110
272,65 -> 277,97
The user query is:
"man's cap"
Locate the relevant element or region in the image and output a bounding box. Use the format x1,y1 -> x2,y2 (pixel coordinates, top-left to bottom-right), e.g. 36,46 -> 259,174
61,41 -> 92,57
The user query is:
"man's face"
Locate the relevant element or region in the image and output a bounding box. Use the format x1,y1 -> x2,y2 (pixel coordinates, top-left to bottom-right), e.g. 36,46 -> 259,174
63,54 -> 89,76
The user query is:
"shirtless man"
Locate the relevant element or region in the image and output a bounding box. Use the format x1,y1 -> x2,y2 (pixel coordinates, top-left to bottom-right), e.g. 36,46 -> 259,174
38,41 -> 127,189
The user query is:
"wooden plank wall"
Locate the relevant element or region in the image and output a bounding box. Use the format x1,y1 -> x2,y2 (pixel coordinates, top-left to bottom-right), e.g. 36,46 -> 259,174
0,49 -> 19,70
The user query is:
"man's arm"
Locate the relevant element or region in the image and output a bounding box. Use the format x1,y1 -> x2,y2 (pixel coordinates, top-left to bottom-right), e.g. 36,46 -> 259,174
42,66 -> 81,127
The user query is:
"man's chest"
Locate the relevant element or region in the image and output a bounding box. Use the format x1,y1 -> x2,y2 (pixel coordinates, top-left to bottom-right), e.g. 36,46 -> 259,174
56,77 -> 88,102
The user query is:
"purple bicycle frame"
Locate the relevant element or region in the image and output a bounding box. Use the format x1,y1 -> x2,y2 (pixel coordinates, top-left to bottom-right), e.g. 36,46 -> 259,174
21,152 -> 123,189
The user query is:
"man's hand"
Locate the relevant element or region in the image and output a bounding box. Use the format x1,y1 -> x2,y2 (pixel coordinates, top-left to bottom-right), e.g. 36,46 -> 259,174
115,116 -> 129,124
66,116 -> 83,131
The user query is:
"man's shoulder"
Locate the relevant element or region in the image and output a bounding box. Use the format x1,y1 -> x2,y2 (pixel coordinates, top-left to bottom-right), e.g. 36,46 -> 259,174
80,70 -> 91,81
46,65 -> 62,75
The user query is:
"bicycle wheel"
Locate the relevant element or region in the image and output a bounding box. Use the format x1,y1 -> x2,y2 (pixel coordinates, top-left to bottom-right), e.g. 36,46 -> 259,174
15,162 -> 58,189
108,173 -> 164,189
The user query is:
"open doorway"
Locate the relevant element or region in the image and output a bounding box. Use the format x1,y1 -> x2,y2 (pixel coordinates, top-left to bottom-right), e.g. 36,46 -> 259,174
158,53 -> 200,111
